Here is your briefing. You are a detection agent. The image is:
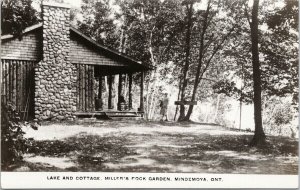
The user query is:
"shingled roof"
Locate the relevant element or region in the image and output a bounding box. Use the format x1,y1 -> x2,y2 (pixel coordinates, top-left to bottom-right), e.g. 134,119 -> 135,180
1,23 -> 153,71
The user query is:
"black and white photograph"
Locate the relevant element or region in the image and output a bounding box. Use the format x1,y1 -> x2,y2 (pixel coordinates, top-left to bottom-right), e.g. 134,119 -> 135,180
0,0 -> 298,188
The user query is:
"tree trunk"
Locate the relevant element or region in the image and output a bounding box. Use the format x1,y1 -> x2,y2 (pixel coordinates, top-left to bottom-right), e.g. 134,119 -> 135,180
183,0 -> 211,121
184,0 -> 234,121
174,78 -> 182,121
149,87 -> 158,119
178,3 -> 194,121
213,94 -> 221,123
145,79 -> 151,120
249,0 -> 266,146
145,68 -> 157,120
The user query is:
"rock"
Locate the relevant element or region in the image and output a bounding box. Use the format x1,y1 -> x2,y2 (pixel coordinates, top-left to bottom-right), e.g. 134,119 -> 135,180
57,116 -> 64,120
41,115 -> 48,120
46,110 -> 51,116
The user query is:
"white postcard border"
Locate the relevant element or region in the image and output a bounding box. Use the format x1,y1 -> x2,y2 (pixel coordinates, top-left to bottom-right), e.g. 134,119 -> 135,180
1,172 -> 298,189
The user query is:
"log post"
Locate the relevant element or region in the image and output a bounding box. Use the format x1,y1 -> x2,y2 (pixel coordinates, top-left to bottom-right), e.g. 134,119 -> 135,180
98,76 -> 102,99
118,74 -> 122,110
140,71 -> 144,112
97,75 -> 103,110
108,75 -> 113,109
128,73 -> 133,110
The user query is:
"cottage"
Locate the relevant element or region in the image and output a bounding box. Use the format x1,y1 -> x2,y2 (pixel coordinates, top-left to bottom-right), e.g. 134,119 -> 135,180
1,1 -> 151,120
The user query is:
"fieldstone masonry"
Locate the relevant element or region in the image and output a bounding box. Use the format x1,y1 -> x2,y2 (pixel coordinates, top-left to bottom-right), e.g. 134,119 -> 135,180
35,2 -> 77,120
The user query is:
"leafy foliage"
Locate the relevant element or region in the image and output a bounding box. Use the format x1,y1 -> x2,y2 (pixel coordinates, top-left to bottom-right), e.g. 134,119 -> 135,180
266,0 -> 298,31
263,97 -> 296,137
1,0 -> 39,36
261,0 -> 298,104
213,80 -> 241,99
212,0 -> 298,106
1,103 -> 27,168
77,0 -> 118,48
114,0 -> 186,119
273,105 -> 292,126
1,102 -> 40,170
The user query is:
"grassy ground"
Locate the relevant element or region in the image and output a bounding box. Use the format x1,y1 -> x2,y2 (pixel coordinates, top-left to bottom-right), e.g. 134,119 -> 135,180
5,120 -> 298,174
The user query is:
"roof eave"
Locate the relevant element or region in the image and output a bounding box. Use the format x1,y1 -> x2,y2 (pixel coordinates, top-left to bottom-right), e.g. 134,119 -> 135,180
70,26 -> 153,70
70,27 -> 138,62
1,23 -> 43,40
1,23 -> 154,71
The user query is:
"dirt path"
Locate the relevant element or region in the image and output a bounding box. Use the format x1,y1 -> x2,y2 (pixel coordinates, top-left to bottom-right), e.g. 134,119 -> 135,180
16,120 -> 298,174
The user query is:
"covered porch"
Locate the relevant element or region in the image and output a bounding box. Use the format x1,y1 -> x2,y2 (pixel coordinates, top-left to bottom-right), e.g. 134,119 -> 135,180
70,27 -> 152,119
74,63 -> 150,119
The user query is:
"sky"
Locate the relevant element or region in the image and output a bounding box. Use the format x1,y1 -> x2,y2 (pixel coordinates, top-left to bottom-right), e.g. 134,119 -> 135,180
64,0 -> 82,8
35,0 -> 286,13
32,0 -> 82,10
33,0 -> 286,26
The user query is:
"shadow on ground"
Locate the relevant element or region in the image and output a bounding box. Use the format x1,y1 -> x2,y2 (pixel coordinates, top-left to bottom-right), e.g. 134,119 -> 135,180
5,122 -> 298,174
21,133 -> 136,171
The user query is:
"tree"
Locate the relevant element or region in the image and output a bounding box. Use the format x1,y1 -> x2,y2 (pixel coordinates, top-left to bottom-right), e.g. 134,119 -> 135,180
77,0 -> 118,48
1,0 -> 39,36
249,0 -> 265,146
212,0 -> 297,144
181,0 -> 240,121
262,0 -> 298,106
178,0 -> 196,121
214,0 -> 298,104
117,0 -> 185,119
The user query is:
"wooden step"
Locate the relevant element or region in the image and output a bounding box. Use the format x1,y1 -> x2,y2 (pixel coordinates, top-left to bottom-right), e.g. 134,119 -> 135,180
105,113 -> 139,117
106,114 -> 139,117
108,116 -> 143,120
74,111 -> 144,120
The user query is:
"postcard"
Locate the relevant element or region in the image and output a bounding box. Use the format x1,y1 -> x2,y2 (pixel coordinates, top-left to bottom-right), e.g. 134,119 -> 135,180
1,0 -> 298,188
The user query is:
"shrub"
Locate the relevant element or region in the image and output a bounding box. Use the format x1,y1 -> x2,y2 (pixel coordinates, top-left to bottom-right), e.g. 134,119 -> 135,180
1,103 -> 29,169
263,98 -> 296,137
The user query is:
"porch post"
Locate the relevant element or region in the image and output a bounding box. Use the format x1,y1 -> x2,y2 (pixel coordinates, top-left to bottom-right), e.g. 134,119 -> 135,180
128,73 -> 133,110
98,76 -> 103,110
98,76 -> 102,99
140,71 -> 144,112
118,74 -> 123,110
108,75 -> 113,109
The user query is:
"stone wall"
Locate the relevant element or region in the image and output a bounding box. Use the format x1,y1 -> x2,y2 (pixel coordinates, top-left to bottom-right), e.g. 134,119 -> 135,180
35,2 -> 77,120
